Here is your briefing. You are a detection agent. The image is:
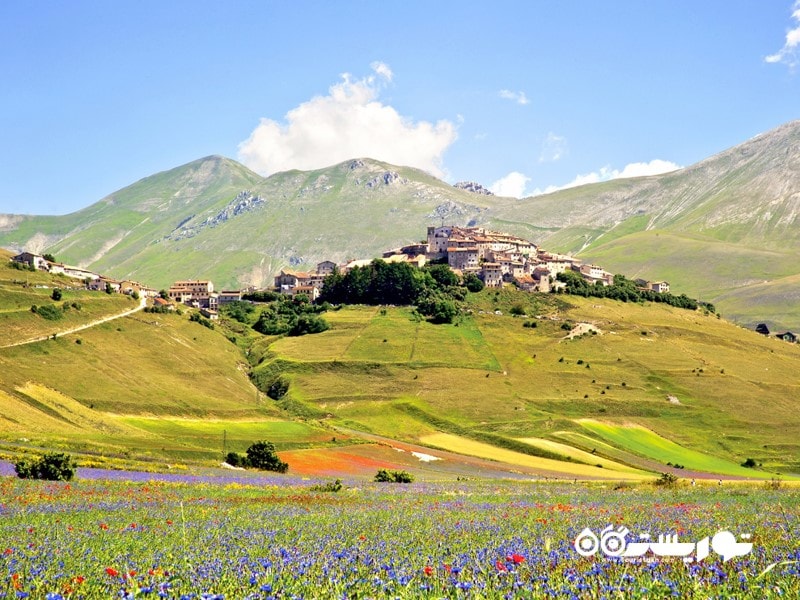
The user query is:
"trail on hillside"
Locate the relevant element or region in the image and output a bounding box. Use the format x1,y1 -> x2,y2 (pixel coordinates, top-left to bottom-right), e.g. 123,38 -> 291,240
0,295 -> 147,349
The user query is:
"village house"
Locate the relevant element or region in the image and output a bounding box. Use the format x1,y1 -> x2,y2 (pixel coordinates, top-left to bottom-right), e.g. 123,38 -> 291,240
217,290 -> 243,305
577,264 -> 614,286
775,331 -> 797,343
635,279 -> 671,293
11,251 -> 49,271
168,280 -> 214,308
481,263 -> 503,288
447,247 -> 480,272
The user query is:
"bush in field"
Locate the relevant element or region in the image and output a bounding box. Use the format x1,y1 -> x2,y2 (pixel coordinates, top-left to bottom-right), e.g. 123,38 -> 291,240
374,469 -> 414,483
654,472 -> 678,487
51,288 -> 62,301
267,376 -> 289,400
310,479 -> 343,492
14,452 -> 76,481
224,452 -> 247,467
32,303 -> 63,321
246,441 -> 288,473
741,457 -> 757,468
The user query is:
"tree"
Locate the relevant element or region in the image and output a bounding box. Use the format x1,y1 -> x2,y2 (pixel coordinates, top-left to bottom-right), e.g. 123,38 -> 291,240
245,441 -> 288,473
105,282 -> 114,294
42,253 -> 56,263
51,288 -> 62,301
463,272 -> 485,292
159,289 -> 169,300
14,452 -> 76,481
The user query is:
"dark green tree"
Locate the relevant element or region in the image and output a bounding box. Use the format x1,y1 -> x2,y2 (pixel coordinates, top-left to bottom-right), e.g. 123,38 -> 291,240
245,441 -> 288,473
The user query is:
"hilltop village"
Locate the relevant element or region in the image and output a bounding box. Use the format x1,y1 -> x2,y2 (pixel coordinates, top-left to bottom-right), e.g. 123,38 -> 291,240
9,224 -> 797,342
272,225 -> 670,300
12,225 -> 672,312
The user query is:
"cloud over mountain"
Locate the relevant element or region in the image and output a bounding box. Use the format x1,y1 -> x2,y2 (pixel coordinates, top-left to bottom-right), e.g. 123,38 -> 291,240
765,1 -> 800,68
238,64 -> 457,178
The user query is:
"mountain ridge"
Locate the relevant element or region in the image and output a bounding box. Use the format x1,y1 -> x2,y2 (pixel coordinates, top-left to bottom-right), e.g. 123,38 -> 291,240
2,120 -> 800,327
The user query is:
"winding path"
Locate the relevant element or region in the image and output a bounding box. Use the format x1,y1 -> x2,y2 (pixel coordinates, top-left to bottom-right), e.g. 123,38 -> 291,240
0,295 -> 147,349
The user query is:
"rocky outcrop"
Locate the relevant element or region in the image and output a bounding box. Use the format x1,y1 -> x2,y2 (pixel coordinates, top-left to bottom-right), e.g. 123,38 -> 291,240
168,190 -> 266,240
454,181 -> 494,195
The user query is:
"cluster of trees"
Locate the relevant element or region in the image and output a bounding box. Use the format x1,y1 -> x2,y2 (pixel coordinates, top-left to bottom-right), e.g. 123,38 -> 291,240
556,272 -> 703,311
374,469 -> 414,483
15,452 -> 76,481
224,441 -> 288,473
320,260 -> 483,324
252,295 -> 329,336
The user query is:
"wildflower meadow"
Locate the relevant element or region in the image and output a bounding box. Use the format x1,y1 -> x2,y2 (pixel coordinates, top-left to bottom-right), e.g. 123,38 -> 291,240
0,463 -> 798,599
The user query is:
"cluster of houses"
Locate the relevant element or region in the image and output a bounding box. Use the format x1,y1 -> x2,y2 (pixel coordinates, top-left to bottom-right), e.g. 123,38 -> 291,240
12,251 -> 159,298
165,280 -> 246,319
273,225 -> 672,299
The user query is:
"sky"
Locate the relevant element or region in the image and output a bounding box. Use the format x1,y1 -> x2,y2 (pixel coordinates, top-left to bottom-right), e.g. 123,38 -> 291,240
1,1 -> 799,215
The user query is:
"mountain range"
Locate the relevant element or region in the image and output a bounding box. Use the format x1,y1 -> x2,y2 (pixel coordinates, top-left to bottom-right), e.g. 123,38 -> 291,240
2,120 -> 799,329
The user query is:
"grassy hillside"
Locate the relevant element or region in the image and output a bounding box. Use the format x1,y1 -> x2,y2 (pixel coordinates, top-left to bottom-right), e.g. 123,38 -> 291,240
0,249 -> 136,346
2,262 -> 798,479
253,290 -> 800,478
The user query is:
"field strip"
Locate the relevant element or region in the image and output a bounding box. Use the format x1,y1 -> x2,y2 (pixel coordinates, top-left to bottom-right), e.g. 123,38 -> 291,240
419,432 -> 650,480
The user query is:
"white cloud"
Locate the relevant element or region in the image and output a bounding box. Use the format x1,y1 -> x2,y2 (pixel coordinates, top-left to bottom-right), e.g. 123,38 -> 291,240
498,89 -> 530,105
369,61 -> 393,82
765,1 -> 800,68
531,160 -> 681,196
615,159 -> 681,178
238,63 -> 457,177
539,132 -> 568,162
490,171 -> 531,197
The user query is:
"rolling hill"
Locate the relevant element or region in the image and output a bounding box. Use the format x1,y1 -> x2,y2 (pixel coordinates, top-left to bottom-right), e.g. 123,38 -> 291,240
1,121 -> 799,328
1,257 -> 798,479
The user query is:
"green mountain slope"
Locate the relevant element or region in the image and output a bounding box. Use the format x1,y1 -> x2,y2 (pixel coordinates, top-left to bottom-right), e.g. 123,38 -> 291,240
489,121 -> 800,328
0,158 -> 492,291
1,121 -> 800,327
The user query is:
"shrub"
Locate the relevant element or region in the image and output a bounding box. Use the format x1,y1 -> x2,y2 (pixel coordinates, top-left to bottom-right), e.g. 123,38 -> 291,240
374,469 -> 414,483
310,479 -> 343,493
654,472 -> 678,487
741,457 -> 757,468
509,303 -> 526,316
224,452 -> 247,467
51,288 -> 62,301
267,376 -> 289,401
14,453 -> 76,481
245,441 -> 288,473
34,304 -> 63,321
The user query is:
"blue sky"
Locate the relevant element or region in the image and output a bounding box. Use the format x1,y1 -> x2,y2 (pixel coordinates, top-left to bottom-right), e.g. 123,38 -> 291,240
1,1 -> 799,215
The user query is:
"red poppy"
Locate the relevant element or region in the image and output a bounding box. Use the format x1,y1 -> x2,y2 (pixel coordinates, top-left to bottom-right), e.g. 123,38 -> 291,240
106,567 -> 119,577
508,554 -> 525,564
423,565 -> 433,576
496,560 -> 507,572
